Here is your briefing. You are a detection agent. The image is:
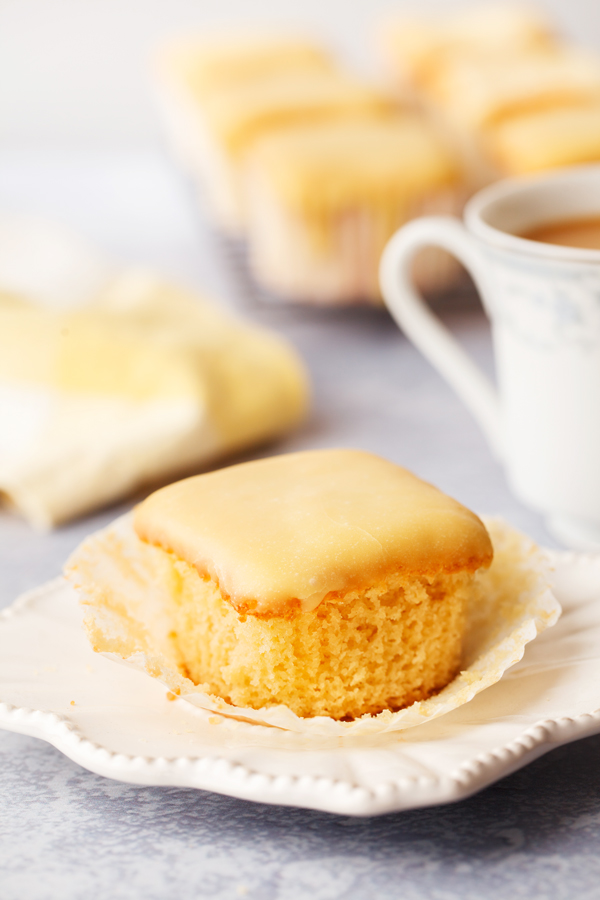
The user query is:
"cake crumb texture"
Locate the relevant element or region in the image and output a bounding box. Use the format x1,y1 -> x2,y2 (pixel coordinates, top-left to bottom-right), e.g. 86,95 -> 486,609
162,549 -> 470,720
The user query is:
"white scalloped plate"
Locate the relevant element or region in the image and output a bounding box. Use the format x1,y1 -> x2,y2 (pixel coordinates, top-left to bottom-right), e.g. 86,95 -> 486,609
2,551 -> 600,817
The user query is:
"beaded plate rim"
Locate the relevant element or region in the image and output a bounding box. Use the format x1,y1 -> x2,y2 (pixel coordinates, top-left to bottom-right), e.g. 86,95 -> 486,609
2,554 -> 600,817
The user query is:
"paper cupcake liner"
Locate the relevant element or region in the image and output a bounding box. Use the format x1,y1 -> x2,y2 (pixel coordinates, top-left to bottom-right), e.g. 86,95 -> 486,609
68,514 -> 560,736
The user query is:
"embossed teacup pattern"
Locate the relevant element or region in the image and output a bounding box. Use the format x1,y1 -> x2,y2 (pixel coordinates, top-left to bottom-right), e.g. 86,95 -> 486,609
486,249 -> 600,351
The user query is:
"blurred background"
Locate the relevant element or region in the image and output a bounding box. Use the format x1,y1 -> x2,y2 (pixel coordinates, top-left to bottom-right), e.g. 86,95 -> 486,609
3,0 -> 600,555
2,0 -> 600,150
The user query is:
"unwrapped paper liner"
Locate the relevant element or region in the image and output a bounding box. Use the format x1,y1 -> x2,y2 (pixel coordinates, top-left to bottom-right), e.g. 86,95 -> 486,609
68,514 -> 561,736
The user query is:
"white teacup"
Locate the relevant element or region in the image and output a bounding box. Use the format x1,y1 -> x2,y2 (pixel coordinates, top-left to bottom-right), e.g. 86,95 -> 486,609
380,165 -> 600,549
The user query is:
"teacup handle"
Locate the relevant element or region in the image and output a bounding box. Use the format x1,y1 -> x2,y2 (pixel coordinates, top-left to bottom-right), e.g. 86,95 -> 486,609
380,216 -> 504,459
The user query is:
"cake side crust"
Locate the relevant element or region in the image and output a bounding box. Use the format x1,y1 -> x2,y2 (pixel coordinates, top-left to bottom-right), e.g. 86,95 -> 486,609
151,544 -> 472,720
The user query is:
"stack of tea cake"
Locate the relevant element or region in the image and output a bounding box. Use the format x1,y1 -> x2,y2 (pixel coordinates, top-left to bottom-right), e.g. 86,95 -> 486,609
155,35 -> 464,304
379,4 -> 600,188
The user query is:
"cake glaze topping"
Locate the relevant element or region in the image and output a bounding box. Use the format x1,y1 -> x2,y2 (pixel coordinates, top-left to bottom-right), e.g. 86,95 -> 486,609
134,449 -> 493,615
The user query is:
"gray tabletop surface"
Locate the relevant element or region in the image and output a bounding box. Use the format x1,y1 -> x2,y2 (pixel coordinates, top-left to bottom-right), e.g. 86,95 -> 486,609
1,151 -> 600,900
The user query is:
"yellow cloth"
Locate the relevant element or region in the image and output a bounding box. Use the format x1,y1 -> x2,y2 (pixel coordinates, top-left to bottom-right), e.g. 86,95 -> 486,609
0,271 -> 308,528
